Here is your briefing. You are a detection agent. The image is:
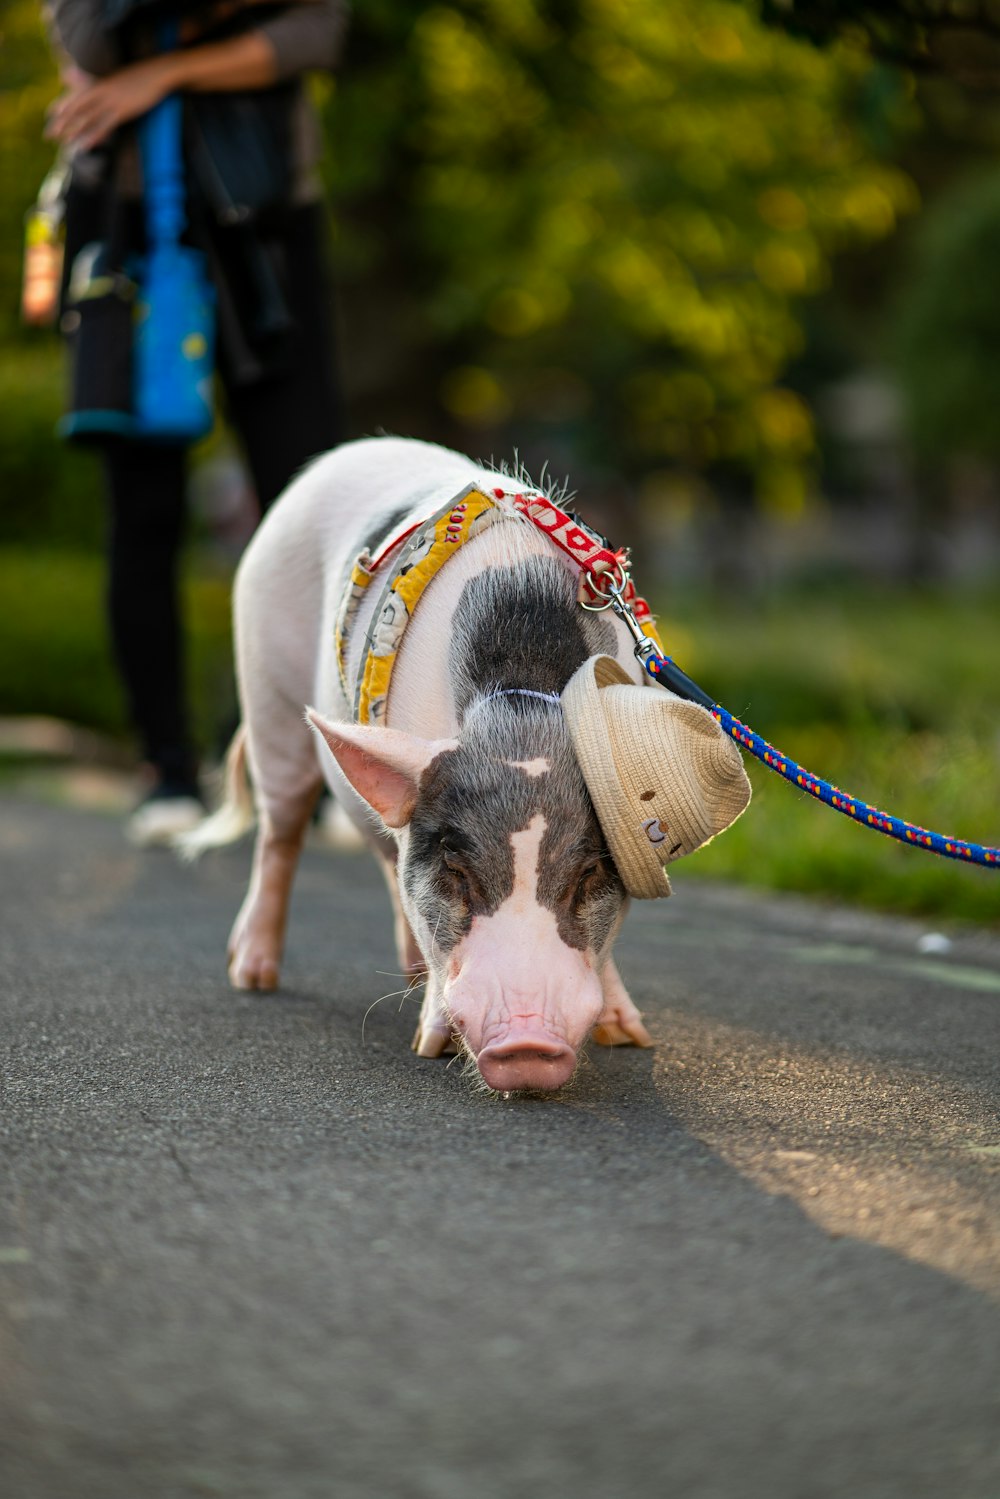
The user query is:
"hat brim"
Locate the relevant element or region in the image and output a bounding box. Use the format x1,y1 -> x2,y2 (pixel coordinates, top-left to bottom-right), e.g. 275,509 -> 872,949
562,655 -> 751,899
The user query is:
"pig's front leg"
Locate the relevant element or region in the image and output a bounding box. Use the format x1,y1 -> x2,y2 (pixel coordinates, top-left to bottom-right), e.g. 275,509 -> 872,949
591,955 -> 654,1048
411,977 -> 459,1058
375,845 -> 426,978
229,801 -> 317,990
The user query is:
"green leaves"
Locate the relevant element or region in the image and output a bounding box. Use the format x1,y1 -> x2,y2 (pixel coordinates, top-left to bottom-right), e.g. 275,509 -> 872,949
890,169 -> 1000,462
333,0 -> 915,499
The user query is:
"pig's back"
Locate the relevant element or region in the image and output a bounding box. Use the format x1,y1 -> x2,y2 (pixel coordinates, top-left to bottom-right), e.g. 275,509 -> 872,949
244,436 -> 482,581
233,437 -> 486,719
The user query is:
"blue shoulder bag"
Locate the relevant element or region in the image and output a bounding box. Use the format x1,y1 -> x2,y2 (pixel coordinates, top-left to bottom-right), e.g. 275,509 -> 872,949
61,21 -> 215,445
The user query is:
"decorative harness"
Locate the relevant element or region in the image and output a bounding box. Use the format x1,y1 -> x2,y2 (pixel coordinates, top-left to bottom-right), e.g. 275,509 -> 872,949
335,483 -> 663,725
337,481 -> 1000,870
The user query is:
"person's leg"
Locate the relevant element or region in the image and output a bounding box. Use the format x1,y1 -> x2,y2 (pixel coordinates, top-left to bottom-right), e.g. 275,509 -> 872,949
102,438 -> 204,839
213,204 -> 343,829
223,203 -> 343,512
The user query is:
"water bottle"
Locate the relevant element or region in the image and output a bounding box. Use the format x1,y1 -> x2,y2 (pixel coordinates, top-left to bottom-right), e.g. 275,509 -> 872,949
21,157 -> 70,327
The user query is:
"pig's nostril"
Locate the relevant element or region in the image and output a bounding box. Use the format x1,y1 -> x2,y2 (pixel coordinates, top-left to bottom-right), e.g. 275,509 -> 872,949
492,1047 -> 559,1063
477,1040 -> 576,1093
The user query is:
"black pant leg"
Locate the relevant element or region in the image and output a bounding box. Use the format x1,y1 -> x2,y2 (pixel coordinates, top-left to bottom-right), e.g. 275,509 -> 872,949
97,204 -> 339,778
101,439 -> 196,782
222,203 -> 343,512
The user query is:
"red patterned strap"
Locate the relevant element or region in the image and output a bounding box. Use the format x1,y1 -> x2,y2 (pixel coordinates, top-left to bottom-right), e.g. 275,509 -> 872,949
367,482 -> 658,625
496,489 -> 656,624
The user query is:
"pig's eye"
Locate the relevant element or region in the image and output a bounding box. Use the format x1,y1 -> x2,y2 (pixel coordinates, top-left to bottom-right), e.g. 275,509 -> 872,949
441,845 -> 469,888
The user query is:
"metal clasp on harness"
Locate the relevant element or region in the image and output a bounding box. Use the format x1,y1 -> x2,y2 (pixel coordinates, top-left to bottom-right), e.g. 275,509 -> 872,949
580,561 -> 660,671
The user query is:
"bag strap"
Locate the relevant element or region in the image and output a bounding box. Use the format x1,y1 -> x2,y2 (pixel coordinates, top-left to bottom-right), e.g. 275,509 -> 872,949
137,18 -> 186,253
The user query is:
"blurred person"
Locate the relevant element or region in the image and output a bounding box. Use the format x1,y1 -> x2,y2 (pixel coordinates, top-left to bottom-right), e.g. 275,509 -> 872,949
45,0 -> 347,844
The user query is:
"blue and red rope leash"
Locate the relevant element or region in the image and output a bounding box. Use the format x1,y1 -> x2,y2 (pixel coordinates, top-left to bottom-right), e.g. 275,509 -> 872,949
640,645 -> 1000,870
577,544 -> 999,870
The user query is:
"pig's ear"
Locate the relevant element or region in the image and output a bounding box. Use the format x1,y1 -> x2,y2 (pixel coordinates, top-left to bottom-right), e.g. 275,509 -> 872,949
306,710 -> 457,828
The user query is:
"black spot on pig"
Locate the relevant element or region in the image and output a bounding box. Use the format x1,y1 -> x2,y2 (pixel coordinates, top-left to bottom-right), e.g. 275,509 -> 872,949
450,556 -> 614,713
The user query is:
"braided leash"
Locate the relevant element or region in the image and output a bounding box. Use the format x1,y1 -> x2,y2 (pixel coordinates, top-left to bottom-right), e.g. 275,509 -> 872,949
646,647 -> 998,867
506,486 -> 999,871
604,569 -> 999,870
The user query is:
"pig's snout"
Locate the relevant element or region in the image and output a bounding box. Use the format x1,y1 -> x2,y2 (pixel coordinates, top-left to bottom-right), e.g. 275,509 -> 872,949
476,1030 -> 577,1092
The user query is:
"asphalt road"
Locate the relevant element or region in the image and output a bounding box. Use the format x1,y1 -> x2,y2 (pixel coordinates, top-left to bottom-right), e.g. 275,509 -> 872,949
2,790 -> 999,1499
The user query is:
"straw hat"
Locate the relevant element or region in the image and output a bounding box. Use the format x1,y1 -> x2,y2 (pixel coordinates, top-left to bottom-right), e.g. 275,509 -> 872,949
561,655 -> 751,899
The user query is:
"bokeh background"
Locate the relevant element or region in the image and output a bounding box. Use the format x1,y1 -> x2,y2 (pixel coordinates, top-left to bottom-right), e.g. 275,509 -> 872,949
2,0 -> 999,921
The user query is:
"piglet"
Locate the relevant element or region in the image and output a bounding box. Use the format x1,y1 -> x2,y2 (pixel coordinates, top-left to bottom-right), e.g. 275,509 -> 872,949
183,436 -> 654,1092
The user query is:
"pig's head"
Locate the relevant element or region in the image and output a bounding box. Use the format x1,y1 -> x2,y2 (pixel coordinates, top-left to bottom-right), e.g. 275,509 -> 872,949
308,694 -> 628,1092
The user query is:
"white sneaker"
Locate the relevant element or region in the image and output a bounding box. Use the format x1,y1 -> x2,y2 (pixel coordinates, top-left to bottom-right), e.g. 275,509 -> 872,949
127,792 -> 205,848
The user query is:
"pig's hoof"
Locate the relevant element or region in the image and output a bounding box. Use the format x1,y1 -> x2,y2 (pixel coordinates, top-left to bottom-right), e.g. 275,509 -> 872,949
411,1020 -> 460,1058
228,950 -> 281,991
591,1012 -> 654,1048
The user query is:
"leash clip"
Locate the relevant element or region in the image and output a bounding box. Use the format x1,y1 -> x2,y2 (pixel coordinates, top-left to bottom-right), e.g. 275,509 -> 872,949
579,558 -> 628,610
581,562 -> 660,670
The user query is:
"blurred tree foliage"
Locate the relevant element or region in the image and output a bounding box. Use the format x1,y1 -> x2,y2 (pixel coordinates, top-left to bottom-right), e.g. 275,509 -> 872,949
759,0 -> 1000,87
890,169 -> 1000,462
0,0 -> 60,335
0,3 -> 97,547
330,0 -> 916,516
759,3 -> 1000,476
0,0 -> 918,541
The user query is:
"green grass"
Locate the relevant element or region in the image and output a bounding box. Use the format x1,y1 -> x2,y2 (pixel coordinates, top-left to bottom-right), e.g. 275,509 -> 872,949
655,584 -> 1000,926
0,342 -> 104,550
0,546 -> 235,756
1,546 -> 998,926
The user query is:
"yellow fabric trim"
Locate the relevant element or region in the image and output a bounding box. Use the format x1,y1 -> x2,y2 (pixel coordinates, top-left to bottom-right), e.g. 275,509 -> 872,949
334,558 -> 376,698
356,489 -> 500,725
